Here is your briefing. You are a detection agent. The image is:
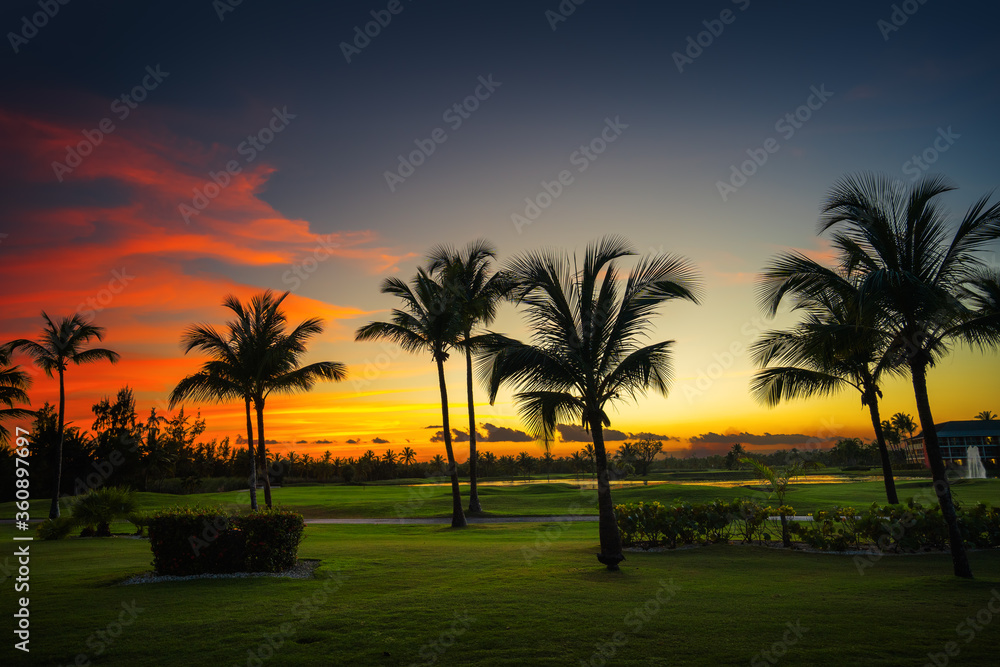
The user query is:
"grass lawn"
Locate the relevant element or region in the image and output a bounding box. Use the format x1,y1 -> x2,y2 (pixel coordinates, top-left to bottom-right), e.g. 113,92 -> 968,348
3,521 -> 999,666
4,478 -> 999,521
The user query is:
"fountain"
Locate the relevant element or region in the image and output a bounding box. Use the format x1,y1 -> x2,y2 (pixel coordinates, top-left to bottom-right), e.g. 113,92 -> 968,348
965,445 -> 987,479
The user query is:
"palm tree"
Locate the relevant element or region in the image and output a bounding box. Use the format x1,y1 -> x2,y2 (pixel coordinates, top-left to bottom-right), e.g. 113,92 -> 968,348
975,410 -> 996,421
230,291 -> 347,508
356,270 -> 468,528
401,446 -> 417,466
891,412 -> 918,462
429,240 -> 510,514
516,451 -> 535,481
479,450 -> 496,478
170,308 -> 260,510
751,252 -> 900,503
0,346 -> 33,447
6,314 -> 119,518
480,236 -> 701,569
820,172 -> 1000,578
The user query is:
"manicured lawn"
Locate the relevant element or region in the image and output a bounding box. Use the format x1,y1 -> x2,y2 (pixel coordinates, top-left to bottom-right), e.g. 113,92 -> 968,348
3,522 -> 999,665
5,478 -> 999,521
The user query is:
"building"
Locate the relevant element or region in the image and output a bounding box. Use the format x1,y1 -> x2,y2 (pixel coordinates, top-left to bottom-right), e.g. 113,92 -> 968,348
904,420 -> 1000,469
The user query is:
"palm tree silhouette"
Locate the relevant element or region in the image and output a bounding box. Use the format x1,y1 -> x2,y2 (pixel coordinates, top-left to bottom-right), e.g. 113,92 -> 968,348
171,302 -> 262,509
820,172 -> 1000,578
6,314 -> 119,518
480,236 -> 701,569
891,412 -> 918,458
356,270 -> 468,528
974,410 -> 996,421
0,345 -> 33,447
401,446 -> 417,466
429,240 -> 510,513
752,251 -> 900,503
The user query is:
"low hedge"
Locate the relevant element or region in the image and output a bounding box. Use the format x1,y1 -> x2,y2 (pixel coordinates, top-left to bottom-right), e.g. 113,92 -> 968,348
147,507 -> 305,575
614,498 -> 1000,552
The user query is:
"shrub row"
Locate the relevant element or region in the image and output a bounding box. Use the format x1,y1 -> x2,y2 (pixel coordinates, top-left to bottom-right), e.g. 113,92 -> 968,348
614,499 -> 787,549
792,501 -> 1000,552
147,507 -> 305,575
614,499 -> 1000,552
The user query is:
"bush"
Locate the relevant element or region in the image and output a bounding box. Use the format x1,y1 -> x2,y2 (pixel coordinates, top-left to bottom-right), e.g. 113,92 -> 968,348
36,516 -> 77,540
615,499 -> 741,549
72,486 -> 137,537
127,511 -> 150,536
146,476 -> 249,495
147,507 -> 305,575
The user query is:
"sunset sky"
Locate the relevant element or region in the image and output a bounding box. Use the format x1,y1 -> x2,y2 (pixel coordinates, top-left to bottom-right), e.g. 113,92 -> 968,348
2,0 -> 998,461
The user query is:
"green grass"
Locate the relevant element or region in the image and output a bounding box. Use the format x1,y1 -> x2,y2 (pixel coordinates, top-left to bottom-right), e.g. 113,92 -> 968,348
3,521 -> 999,665
6,478 -> 1000,521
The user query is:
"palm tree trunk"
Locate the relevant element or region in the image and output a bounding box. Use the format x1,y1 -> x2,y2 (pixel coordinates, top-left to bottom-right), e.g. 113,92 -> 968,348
255,400 -> 272,508
465,345 -> 482,513
910,361 -> 972,578
591,419 -> 624,570
49,367 -> 66,519
865,388 -> 898,504
245,397 -> 258,511
436,356 -> 466,528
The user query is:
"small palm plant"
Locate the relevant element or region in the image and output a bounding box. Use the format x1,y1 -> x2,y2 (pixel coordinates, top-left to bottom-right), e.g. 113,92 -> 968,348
72,486 -> 137,537
740,457 -> 802,547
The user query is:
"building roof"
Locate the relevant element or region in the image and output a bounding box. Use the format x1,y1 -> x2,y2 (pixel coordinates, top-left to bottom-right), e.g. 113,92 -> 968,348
913,420 -> 1000,439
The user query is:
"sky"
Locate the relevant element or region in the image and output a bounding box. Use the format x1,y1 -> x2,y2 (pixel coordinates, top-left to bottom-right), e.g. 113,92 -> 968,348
1,0 -> 998,461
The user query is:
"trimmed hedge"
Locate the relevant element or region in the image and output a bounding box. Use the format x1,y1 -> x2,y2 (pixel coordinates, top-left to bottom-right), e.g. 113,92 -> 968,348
147,507 -> 305,575
615,498 -> 1000,552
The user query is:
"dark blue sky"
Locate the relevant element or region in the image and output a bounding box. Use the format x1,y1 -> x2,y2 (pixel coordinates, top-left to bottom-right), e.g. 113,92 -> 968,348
2,0 -> 998,451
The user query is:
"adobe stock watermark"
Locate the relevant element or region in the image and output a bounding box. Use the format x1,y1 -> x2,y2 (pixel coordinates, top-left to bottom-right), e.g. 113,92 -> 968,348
407,611 -> 475,666
545,0 -> 587,31
680,315 -> 768,403
901,126 -> 959,181
51,65 -> 170,182
581,579 -> 680,666
383,74 -> 502,192
76,267 -> 135,324
280,235 -> 341,292
673,0 -> 751,73
213,0 -> 245,22
57,600 -> 145,666
716,84 -> 833,202
877,0 -> 930,41
923,589 -> 1000,667
7,0 -> 71,54
179,106 -> 296,224
750,620 -> 809,666
511,116 -> 628,234
340,0 -> 413,63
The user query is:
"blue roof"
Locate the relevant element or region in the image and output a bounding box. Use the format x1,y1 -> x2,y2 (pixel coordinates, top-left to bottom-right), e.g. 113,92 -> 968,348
914,420 -> 1000,439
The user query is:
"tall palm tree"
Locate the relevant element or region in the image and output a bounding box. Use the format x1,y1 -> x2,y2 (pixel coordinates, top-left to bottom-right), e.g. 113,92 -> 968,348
480,236 -> 701,569
170,314 -> 260,510
820,172 -> 1000,578
5,313 -> 119,518
751,252 -> 900,503
0,346 -> 33,447
233,291 -> 347,507
975,410 -> 996,421
356,269 -> 468,528
429,240 -> 510,514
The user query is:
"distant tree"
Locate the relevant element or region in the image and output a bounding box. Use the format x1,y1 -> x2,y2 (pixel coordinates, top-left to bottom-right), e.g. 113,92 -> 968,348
725,443 -> 747,470
5,314 -> 119,518
401,446 -> 417,466
975,410 -> 997,421
516,451 -> 535,481
632,438 -> 663,476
